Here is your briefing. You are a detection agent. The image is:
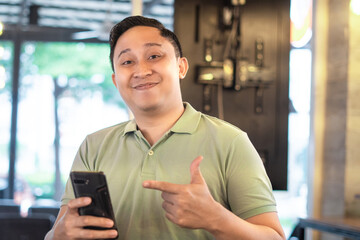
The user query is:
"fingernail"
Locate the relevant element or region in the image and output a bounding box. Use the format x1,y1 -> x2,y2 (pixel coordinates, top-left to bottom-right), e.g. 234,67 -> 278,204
110,230 -> 118,237
143,182 -> 149,187
106,220 -> 114,227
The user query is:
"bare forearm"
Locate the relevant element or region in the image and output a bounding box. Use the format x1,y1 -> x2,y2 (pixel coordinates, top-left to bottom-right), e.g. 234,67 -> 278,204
44,229 -> 55,240
210,218 -> 285,240
205,202 -> 285,240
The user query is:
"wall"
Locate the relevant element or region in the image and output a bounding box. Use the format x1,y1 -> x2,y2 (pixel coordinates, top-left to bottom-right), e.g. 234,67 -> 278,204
345,0 -> 360,218
174,0 -> 290,190
310,0 -> 360,239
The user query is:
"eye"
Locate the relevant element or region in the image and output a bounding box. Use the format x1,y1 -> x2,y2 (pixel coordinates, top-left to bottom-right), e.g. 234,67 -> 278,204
148,54 -> 161,60
121,60 -> 133,65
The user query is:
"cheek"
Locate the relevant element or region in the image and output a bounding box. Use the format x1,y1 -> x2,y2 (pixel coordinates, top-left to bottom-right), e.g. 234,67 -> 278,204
113,75 -> 128,96
115,84 -> 130,103
114,70 -> 129,85
116,80 -> 128,94
158,62 -> 180,80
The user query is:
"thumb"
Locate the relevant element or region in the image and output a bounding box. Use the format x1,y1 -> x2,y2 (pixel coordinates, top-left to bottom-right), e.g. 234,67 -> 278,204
190,156 -> 205,184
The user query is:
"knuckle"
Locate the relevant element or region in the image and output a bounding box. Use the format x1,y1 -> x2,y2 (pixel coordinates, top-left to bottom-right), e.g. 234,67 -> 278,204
67,231 -> 76,238
67,200 -> 75,208
177,198 -> 188,209
79,229 -> 93,238
79,230 -> 86,238
175,208 -> 184,217
177,218 -> 187,227
81,216 -> 90,226
87,232 -> 95,238
161,192 -> 166,199
182,187 -> 192,197
63,219 -> 73,230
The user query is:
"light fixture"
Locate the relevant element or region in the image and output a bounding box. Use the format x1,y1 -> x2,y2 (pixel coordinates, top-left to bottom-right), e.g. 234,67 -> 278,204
350,0 -> 360,15
0,21 -> 4,36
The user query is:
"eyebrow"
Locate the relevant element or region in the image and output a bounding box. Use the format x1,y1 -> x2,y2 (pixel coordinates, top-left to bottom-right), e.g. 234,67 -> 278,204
118,48 -> 131,58
144,42 -> 162,48
117,42 -> 162,59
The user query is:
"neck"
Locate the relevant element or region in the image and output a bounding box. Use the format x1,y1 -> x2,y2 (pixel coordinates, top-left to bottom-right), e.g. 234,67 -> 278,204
133,102 -> 185,146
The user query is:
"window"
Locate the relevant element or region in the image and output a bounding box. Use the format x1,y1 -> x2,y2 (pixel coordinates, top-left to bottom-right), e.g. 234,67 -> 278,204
273,0 -> 312,237
0,41 -> 13,198
0,0 -> 175,209
14,42 -> 128,202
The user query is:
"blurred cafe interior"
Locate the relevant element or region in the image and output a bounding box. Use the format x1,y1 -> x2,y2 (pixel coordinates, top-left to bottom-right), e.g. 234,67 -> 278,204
0,0 -> 359,239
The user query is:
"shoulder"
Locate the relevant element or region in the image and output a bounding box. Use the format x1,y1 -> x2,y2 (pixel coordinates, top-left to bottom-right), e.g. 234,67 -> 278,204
74,120 -> 133,165
84,120 -> 131,144
180,102 -> 248,145
198,112 -> 247,140
183,102 -> 245,136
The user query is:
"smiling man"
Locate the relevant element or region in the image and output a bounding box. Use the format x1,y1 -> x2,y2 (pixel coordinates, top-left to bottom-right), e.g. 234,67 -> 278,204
45,16 -> 285,240
111,24 -> 188,145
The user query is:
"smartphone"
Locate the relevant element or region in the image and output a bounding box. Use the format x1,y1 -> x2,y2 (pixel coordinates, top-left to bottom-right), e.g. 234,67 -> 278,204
70,171 -> 118,237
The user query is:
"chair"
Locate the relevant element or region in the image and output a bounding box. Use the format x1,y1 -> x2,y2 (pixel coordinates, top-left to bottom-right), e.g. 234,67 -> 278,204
0,213 -> 54,240
0,199 -> 20,214
288,222 -> 304,240
28,206 -> 60,220
28,199 -> 60,221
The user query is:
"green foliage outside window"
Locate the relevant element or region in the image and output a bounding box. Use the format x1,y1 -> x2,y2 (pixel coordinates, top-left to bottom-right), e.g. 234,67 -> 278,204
15,41 -> 128,200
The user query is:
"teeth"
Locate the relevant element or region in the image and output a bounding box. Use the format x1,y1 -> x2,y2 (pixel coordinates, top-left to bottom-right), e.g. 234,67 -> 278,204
134,82 -> 156,89
138,83 -> 153,87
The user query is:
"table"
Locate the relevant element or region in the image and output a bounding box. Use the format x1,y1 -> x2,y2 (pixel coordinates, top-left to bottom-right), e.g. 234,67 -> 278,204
290,217 -> 360,239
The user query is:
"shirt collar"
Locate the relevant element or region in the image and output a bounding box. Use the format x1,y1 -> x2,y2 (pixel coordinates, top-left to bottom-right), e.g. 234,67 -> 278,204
123,102 -> 201,136
170,102 -> 201,134
123,119 -> 137,135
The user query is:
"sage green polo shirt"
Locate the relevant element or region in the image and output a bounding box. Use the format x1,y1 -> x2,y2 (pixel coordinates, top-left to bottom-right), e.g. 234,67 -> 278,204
62,102 -> 277,240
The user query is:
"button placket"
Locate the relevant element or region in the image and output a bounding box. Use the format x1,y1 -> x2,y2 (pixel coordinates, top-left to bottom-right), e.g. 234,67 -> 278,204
141,148 -> 156,180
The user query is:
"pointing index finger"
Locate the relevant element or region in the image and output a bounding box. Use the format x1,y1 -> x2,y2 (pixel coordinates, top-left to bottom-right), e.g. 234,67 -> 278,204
143,180 -> 181,194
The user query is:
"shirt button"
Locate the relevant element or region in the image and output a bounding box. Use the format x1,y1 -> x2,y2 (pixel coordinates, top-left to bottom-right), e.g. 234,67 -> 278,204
148,150 -> 154,156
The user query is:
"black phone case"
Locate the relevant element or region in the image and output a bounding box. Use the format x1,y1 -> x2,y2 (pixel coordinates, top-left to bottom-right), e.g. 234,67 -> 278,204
70,171 -> 118,239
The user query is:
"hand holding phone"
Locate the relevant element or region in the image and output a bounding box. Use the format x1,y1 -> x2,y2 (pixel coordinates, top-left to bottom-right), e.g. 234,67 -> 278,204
70,171 -> 118,239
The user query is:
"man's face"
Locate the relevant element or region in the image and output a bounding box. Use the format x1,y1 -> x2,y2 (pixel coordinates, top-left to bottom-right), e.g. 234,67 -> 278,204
111,26 -> 188,116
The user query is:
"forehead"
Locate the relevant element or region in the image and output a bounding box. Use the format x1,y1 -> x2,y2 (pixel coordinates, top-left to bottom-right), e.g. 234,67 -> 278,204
116,26 -> 167,49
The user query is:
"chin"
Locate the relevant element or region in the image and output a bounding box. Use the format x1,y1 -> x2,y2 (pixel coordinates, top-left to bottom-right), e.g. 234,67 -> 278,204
136,101 -> 162,113
140,106 -> 159,113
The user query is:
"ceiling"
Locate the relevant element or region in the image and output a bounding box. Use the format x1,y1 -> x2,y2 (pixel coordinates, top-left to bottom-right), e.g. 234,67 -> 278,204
0,0 -> 174,33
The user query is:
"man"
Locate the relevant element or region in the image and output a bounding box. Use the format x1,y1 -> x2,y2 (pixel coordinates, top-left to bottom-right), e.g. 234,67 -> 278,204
45,16 -> 285,240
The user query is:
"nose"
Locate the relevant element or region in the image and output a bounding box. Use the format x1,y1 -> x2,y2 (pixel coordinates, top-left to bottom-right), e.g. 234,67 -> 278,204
134,60 -> 152,78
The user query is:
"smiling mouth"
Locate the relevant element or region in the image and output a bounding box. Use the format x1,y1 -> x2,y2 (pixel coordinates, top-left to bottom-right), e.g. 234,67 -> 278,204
134,82 -> 158,90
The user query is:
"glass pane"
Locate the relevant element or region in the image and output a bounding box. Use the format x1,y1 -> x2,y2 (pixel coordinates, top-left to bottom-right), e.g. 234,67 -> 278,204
0,41 -> 13,197
290,0 -> 312,48
16,41 -> 128,203
273,0 -> 313,237
274,48 -> 312,237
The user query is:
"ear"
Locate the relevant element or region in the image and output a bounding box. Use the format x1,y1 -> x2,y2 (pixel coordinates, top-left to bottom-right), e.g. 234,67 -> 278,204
178,57 -> 189,79
112,73 -> 117,87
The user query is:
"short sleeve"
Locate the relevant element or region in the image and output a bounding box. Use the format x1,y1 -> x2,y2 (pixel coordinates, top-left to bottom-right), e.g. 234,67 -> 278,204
225,132 -> 277,219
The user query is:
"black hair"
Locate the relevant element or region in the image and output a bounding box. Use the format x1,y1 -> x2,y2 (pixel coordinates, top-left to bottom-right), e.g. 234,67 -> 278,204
109,15 -> 183,72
